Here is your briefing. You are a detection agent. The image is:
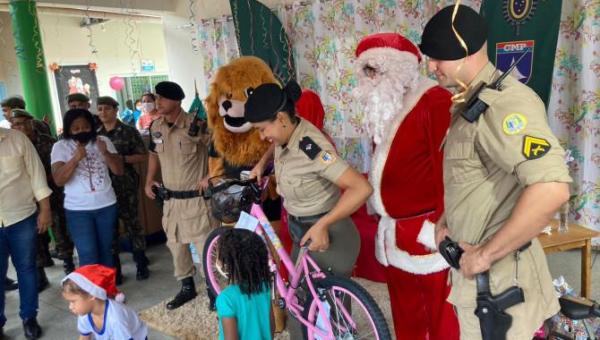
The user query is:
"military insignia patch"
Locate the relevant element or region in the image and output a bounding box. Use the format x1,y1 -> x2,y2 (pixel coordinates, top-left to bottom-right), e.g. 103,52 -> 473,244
503,0 -> 538,35
502,113 -> 527,135
496,40 -> 534,84
522,135 -> 551,160
319,151 -> 336,165
299,136 -> 322,160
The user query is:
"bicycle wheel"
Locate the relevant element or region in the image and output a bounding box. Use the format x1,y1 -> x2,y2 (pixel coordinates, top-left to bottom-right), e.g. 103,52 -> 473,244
202,227 -> 230,297
302,276 -> 391,340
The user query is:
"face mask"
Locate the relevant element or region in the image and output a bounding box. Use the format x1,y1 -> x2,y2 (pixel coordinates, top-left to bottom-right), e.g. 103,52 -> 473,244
136,105 -> 142,111
71,131 -> 95,144
142,102 -> 155,112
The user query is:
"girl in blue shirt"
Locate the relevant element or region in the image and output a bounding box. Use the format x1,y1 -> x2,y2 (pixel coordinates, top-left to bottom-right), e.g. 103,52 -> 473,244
216,229 -> 274,340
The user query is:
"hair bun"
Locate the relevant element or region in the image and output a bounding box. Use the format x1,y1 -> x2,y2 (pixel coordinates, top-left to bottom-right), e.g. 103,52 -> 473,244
283,80 -> 302,103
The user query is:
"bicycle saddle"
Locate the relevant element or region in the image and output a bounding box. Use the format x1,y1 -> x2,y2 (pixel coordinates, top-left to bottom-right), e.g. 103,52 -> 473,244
559,296 -> 600,320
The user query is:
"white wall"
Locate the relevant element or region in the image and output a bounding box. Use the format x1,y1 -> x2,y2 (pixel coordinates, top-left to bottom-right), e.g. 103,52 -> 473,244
0,11 -> 169,128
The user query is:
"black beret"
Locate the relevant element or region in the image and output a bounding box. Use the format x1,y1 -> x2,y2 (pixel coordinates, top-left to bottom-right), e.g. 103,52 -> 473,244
96,96 -> 119,107
419,4 -> 487,61
66,93 -> 90,103
155,81 -> 185,101
245,81 -> 301,123
10,109 -> 33,119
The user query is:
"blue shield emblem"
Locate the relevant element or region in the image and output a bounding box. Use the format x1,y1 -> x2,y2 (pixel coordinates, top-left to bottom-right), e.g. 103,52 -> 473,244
496,40 -> 534,84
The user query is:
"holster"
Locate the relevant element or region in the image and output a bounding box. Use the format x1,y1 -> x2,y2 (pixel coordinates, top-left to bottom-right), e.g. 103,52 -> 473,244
474,271 -> 525,340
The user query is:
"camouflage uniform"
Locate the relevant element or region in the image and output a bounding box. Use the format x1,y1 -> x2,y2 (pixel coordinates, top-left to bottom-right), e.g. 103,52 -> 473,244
30,132 -> 71,264
98,121 -> 147,252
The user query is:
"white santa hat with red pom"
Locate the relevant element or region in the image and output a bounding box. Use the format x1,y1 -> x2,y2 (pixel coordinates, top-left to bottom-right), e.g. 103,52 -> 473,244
62,264 -> 125,303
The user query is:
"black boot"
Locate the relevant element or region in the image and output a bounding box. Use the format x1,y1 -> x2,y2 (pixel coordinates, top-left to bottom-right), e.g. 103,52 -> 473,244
5,277 -> 18,291
63,257 -> 75,275
37,267 -> 49,292
166,277 -> 197,310
133,250 -> 150,281
23,317 -> 42,339
114,255 -> 123,285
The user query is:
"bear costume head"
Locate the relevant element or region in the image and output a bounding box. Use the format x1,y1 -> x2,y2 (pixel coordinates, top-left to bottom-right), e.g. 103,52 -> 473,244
205,56 -> 279,175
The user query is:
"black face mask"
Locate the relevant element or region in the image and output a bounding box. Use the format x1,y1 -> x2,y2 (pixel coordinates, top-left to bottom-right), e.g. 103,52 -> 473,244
71,131 -> 95,145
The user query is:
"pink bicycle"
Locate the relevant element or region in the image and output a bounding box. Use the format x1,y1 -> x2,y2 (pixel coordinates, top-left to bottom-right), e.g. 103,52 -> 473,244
202,176 -> 391,340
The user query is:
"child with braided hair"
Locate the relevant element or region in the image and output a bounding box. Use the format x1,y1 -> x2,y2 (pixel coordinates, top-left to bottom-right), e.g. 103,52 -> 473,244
216,228 -> 274,340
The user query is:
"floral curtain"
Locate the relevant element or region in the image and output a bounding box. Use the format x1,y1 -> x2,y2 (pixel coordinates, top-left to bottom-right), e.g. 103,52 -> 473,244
197,17 -> 240,94
547,0 -> 600,240
277,0 -> 481,172
196,0 -> 599,237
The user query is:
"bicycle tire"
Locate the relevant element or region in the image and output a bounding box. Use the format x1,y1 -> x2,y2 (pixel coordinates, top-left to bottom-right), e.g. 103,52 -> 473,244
202,226 -> 231,298
302,275 -> 392,340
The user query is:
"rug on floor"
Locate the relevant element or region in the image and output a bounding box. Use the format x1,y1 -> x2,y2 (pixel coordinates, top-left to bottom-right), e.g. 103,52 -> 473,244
139,278 -> 394,340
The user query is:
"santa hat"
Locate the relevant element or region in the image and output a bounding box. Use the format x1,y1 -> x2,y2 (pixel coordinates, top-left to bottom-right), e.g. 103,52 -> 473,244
355,32 -> 422,76
62,264 -> 125,303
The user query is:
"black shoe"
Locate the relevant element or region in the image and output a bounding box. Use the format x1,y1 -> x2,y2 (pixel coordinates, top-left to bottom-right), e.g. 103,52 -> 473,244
37,267 -> 49,292
166,277 -> 197,310
23,318 -> 42,339
63,257 -> 75,275
133,251 -> 150,281
5,277 -> 18,291
114,255 -> 123,285
42,257 -> 55,268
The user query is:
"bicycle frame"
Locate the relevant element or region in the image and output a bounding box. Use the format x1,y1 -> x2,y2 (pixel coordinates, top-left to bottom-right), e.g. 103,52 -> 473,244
249,203 -> 337,339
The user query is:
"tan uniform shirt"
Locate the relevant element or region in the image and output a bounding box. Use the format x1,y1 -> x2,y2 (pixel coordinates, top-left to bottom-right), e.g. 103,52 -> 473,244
275,118 -> 348,217
0,128 -> 52,226
149,110 -> 212,243
444,63 -> 571,335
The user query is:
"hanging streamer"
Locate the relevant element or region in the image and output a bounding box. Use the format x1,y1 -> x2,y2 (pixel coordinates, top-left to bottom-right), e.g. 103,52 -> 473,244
188,0 -> 200,54
85,1 -> 99,61
26,1 -> 45,72
450,0 -> 470,103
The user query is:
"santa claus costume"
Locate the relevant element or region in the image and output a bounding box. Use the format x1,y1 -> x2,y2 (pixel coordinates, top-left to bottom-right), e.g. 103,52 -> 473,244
354,33 -> 459,340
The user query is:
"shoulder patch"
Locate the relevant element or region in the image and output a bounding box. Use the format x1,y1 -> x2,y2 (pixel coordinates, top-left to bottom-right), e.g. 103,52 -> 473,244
299,136 -> 322,160
319,151 -> 336,165
522,135 -> 551,160
502,113 -> 527,135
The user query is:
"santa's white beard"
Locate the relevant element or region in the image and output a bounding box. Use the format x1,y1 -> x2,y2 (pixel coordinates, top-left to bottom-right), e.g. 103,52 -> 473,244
354,75 -> 411,145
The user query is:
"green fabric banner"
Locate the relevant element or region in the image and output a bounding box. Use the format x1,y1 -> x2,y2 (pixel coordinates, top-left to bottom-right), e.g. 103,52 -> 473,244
229,0 -> 296,84
480,0 -> 562,107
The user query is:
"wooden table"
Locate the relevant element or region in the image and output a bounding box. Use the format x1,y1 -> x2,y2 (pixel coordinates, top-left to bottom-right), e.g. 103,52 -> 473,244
538,220 -> 599,298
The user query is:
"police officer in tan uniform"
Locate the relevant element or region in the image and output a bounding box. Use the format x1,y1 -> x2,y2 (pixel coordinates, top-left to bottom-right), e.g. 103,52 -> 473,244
420,5 -> 572,339
246,80 -> 372,339
144,81 -> 213,310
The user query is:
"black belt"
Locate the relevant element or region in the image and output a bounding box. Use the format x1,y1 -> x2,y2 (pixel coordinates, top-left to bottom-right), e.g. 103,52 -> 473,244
288,212 -> 327,224
163,188 -> 201,200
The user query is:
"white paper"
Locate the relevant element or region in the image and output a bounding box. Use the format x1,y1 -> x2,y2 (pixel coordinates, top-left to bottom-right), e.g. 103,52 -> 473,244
234,211 -> 259,232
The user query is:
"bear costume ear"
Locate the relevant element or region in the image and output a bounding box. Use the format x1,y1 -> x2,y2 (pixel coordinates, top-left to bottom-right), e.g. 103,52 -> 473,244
283,80 -> 302,103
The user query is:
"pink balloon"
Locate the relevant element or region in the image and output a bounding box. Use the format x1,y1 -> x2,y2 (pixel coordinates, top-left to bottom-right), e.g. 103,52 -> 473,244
109,76 -> 125,91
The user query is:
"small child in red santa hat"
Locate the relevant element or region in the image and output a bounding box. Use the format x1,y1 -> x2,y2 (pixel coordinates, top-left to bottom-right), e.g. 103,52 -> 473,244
61,264 -> 148,340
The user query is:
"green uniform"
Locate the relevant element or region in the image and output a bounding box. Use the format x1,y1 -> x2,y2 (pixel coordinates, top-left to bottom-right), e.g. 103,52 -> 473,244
98,121 -> 147,252
444,62 -> 572,339
30,131 -> 70,264
276,118 -> 360,339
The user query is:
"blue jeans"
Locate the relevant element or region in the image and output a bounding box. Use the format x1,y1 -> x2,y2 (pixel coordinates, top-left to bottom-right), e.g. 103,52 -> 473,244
65,204 -> 117,268
0,213 -> 38,326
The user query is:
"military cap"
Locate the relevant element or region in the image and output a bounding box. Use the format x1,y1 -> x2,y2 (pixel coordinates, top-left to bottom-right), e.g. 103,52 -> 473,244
66,93 -> 90,103
10,108 -> 33,119
419,4 -> 487,61
155,81 -> 185,101
245,81 -> 301,123
96,96 -> 119,108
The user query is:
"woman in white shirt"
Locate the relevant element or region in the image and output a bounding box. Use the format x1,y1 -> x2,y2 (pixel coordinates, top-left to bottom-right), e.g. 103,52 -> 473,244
51,109 -> 124,268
